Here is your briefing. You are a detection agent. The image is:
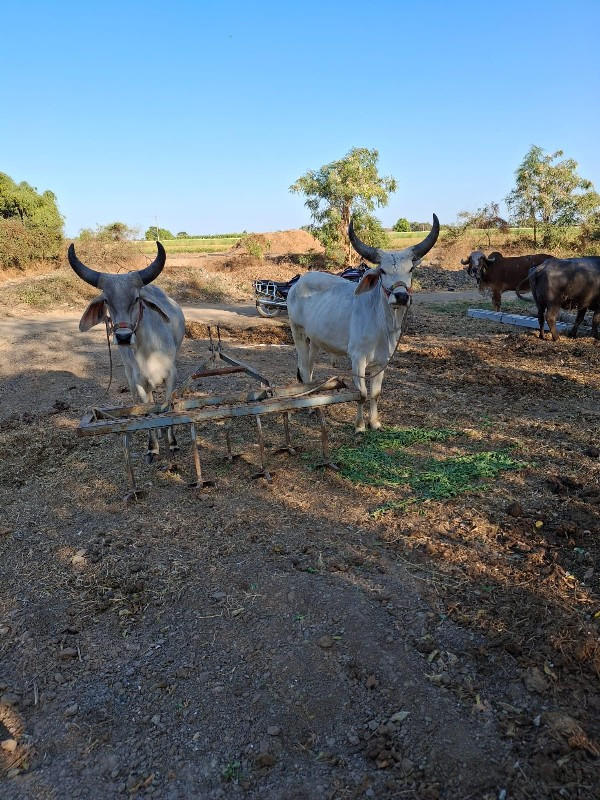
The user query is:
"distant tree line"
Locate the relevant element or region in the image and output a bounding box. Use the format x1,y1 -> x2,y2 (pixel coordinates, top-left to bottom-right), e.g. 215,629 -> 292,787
0,172 -> 64,268
144,227 -> 248,241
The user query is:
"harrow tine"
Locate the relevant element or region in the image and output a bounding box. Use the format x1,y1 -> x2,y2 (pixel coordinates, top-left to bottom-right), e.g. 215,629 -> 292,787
251,415 -> 273,482
274,412 -> 298,456
123,433 -> 145,503
315,408 -> 339,471
188,423 -> 216,490
223,423 -> 242,463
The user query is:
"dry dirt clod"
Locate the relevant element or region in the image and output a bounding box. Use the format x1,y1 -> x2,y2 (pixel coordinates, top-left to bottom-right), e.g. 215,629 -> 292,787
64,703 -> 79,717
267,725 -> 281,736
317,635 -> 335,649
58,647 -> 78,660
255,752 -> 277,768
0,692 -> 21,706
1,738 -> 18,753
506,501 -> 525,517
366,675 -> 379,689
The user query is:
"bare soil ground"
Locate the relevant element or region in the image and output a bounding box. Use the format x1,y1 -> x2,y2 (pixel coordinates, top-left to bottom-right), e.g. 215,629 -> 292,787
1,292 -> 599,800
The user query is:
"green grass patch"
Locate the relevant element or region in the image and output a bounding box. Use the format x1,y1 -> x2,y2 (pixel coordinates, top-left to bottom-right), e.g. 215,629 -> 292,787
139,237 -> 243,255
333,427 -> 523,517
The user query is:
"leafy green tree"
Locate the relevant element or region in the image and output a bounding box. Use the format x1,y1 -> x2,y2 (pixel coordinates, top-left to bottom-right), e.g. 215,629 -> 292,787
145,226 -> 174,240
0,173 -> 64,267
506,145 -> 600,246
456,202 -> 508,247
290,147 -> 397,264
393,217 -> 411,232
176,231 -> 189,238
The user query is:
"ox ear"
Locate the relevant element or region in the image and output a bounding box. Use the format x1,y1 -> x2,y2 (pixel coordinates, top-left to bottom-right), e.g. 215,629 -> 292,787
354,267 -> 383,295
79,295 -> 107,332
140,288 -> 171,322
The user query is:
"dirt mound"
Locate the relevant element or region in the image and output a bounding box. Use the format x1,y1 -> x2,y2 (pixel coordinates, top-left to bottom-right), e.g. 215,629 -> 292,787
232,229 -> 324,257
185,320 -> 293,345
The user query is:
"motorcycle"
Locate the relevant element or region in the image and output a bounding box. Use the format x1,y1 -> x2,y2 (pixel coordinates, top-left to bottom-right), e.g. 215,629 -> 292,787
252,264 -> 369,318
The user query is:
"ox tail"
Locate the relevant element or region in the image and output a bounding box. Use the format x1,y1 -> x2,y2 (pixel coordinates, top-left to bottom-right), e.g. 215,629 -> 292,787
515,275 -> 533,301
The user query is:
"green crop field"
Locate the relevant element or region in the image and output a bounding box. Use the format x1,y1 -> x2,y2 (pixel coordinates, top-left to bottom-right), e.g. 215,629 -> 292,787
139,236 -> 244,255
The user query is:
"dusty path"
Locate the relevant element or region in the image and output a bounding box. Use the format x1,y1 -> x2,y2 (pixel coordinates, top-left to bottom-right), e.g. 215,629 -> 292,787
0,289 -> 514,340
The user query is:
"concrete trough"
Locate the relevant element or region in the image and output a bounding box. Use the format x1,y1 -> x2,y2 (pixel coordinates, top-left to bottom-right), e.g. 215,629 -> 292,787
467,309 -> 592,336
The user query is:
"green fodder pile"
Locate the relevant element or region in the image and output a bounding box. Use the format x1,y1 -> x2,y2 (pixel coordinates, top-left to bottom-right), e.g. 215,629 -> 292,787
334,426 -> 524,516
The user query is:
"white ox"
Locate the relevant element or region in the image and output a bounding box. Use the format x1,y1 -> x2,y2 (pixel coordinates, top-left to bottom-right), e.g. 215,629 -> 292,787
68,242 -> 185,461
287,216 -> 439,432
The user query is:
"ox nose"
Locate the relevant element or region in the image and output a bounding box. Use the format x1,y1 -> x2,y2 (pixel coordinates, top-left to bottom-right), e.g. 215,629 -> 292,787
115,329 -> 133,345
393,291 -> 410,307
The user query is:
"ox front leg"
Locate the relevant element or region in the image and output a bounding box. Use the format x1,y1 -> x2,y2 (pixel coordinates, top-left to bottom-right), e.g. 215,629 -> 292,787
567,308 -> 587,339
591,310 -> 600,340
369,368 -> 385,430
492,288 -> 502,312
290,323 -> 313,383
352,357 -> 368,434
136,383 -> 160,463
164,366 -> 179,454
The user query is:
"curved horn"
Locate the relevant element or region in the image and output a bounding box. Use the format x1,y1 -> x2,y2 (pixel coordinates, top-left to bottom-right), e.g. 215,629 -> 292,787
137,241 -> 166,285
460,257 -> 470,265
486,253 -> 496,262
411,214 -> 440,260
68,244 -> 102,288
348,219 -> 381,264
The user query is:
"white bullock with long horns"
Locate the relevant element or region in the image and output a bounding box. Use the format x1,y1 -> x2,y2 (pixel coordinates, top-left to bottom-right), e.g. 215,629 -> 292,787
68,241 -> 185,461
287,216 -> 439,432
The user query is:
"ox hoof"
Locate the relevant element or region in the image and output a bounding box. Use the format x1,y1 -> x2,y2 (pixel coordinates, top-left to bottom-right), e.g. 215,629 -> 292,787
144,452 -> 159,465
354,427 -> 366,435
370,421 -> 382,431
169,445 -> 180,454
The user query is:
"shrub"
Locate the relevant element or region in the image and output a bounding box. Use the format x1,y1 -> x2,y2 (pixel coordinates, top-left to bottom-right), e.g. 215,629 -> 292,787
0,219 -> 63,269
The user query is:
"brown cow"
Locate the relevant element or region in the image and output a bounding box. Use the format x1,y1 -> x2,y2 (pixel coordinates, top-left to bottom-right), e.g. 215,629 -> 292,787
461,250 -> 552,311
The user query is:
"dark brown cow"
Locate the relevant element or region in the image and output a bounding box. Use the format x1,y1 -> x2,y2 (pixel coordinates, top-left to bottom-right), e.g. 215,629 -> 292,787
461,250 -> 552,311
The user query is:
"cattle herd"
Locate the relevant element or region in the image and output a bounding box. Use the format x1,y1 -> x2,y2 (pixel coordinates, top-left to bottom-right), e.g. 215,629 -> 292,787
462,248 -> 600,341
67,223 -> 600,437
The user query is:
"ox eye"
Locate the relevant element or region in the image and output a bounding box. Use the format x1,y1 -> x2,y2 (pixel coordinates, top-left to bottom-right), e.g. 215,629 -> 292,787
379,269 -> 386,275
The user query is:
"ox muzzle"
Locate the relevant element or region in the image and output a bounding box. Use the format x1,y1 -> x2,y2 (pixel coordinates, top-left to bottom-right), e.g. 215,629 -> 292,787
110,303 -> 144,346
383,280 -> 412,308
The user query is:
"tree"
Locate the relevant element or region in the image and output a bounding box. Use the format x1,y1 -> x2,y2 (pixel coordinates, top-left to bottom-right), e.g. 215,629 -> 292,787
0,172 -> 64,267
393,217 -> 411,232
410,221 -> 432,232
77,222 -> 138,270
176,231 -> 189,238
505,145 -> 600,246
290,147 -> 397,264
145,226 -> 174,241
456,202 -> 508,247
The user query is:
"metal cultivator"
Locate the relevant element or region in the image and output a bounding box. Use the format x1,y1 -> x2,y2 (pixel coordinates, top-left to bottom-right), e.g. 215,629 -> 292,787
78,327 -> 361,497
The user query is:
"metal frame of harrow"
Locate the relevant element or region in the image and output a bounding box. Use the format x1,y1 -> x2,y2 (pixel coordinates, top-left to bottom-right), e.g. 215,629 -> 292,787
77,327 -> 360,498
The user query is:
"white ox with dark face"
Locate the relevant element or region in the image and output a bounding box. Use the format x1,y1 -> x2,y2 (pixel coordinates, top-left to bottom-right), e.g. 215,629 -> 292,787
287,215 -> 439,432
69,242 -> 185,460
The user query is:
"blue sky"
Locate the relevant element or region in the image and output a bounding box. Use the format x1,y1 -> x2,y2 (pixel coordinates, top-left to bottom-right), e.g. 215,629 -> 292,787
2,0 -> 598,237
